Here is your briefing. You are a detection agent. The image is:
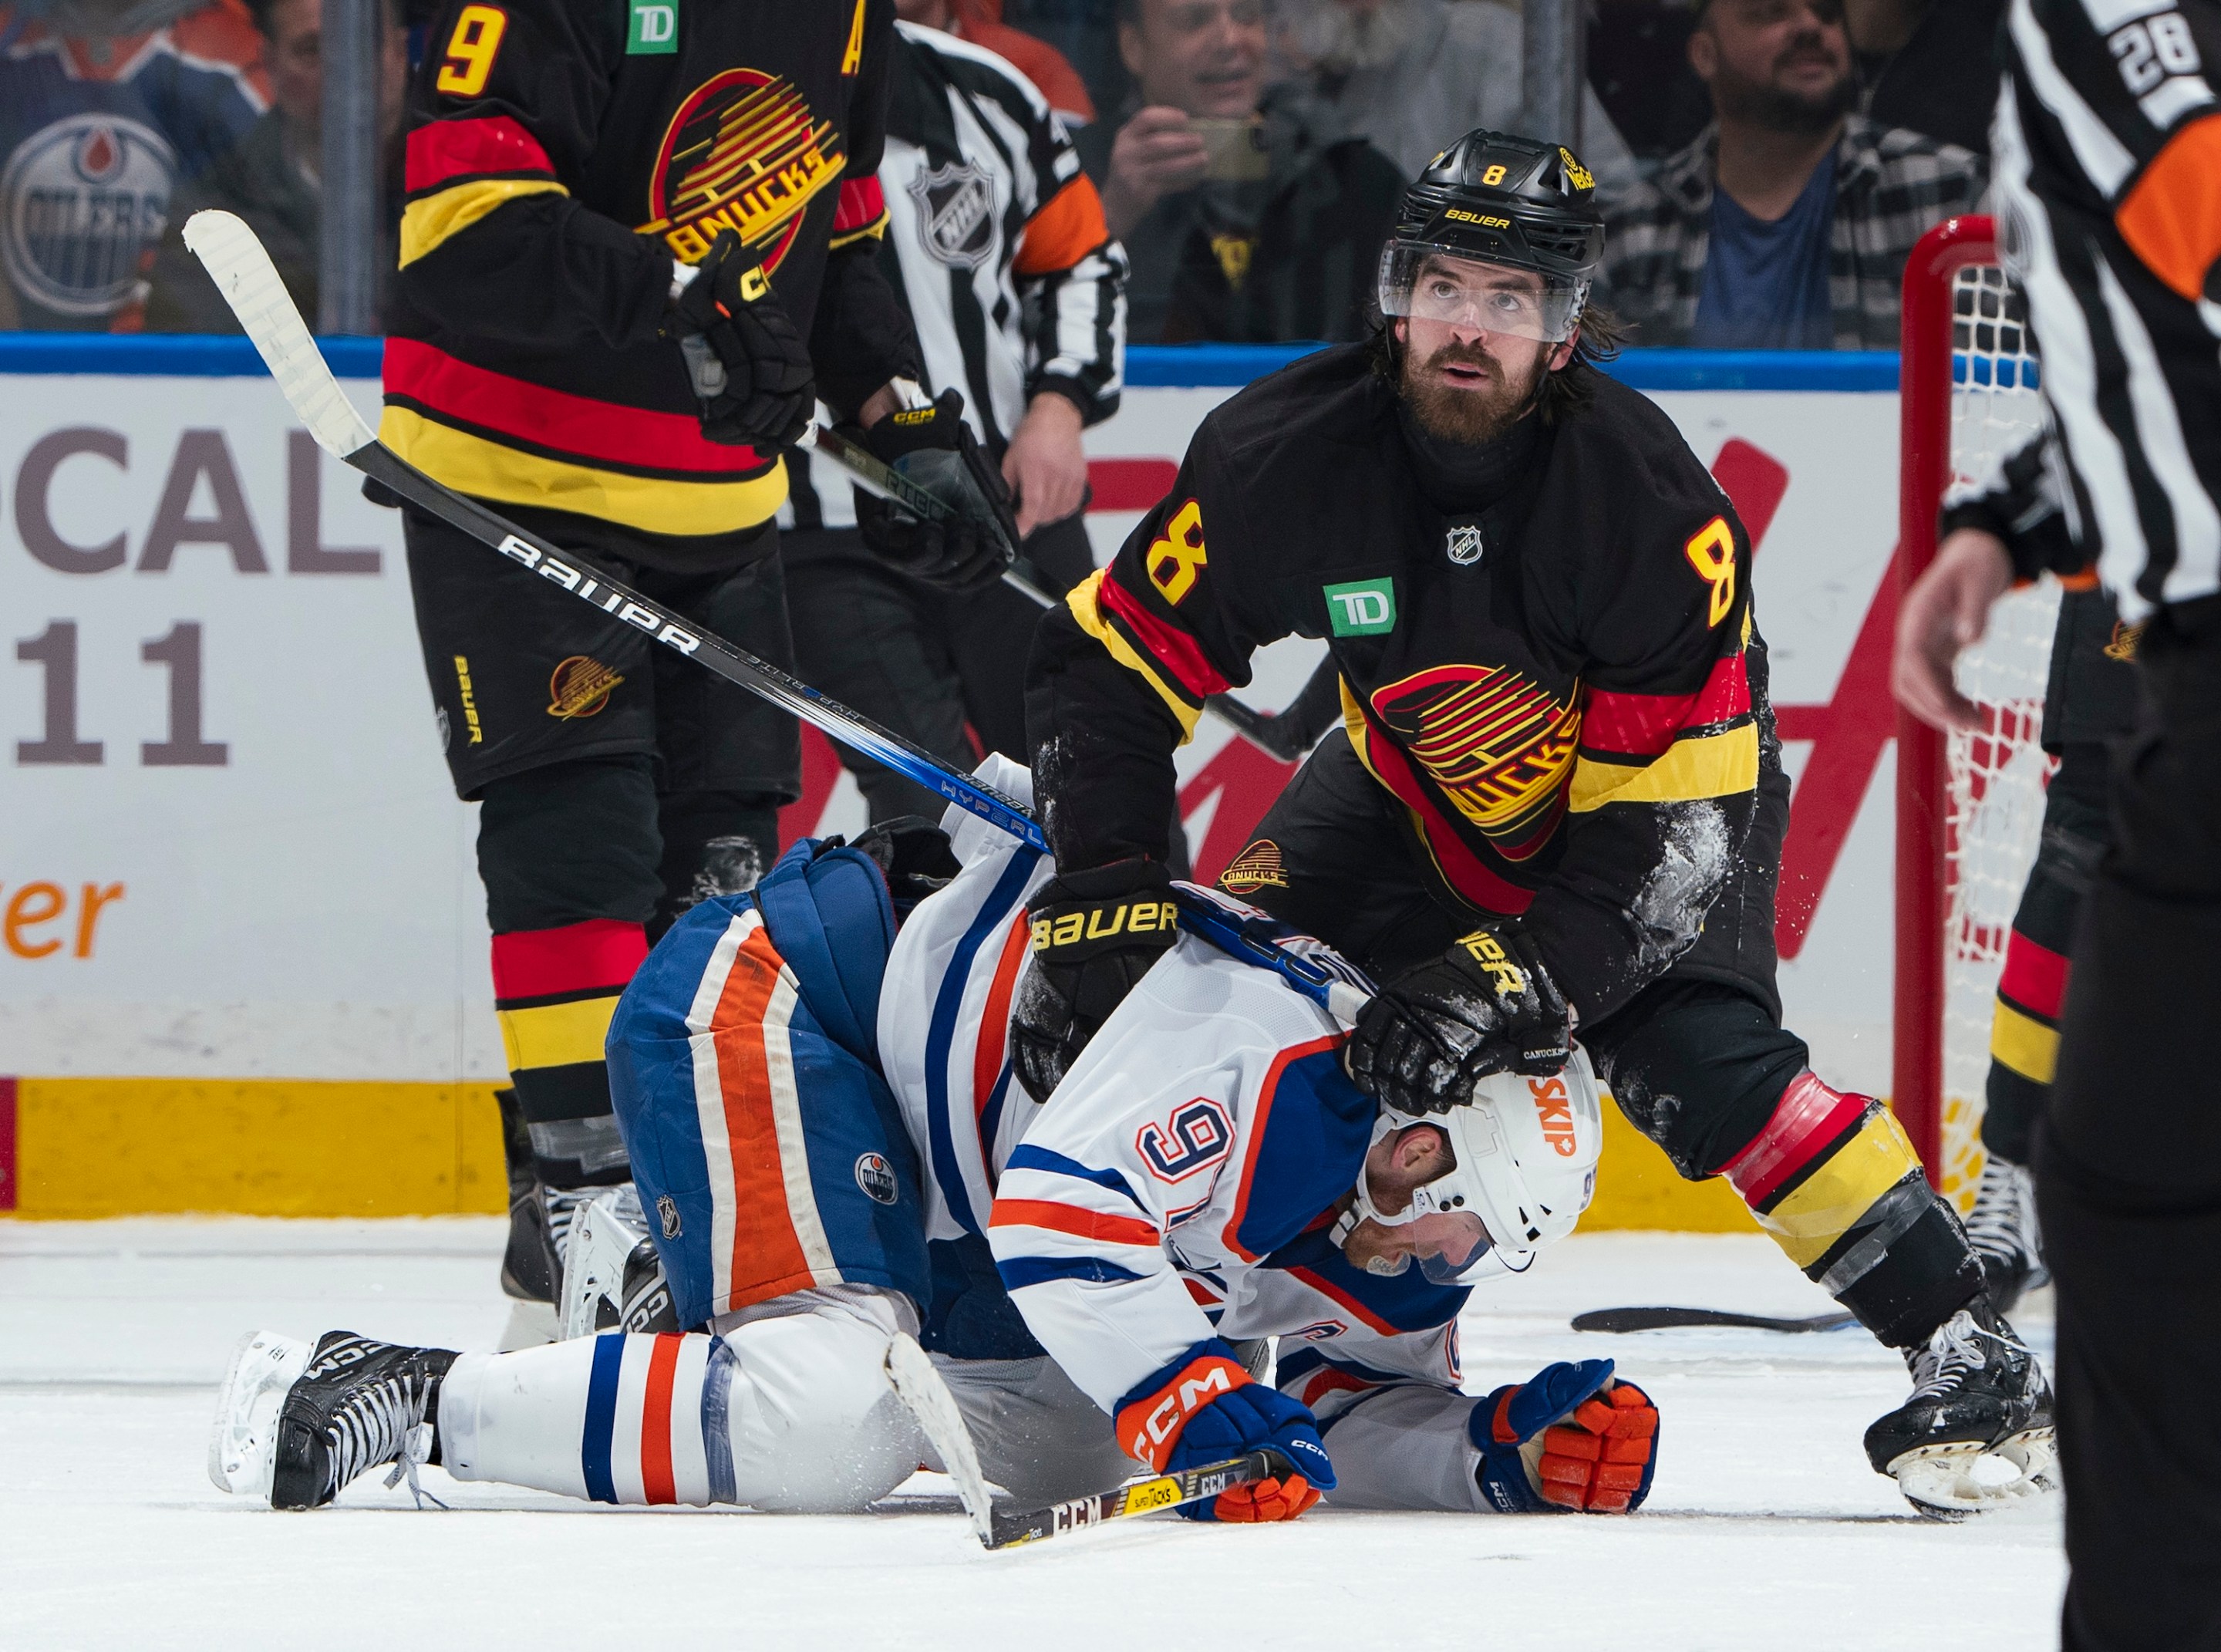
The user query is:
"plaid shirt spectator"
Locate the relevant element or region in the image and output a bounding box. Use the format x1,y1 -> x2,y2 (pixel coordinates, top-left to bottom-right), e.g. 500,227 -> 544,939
1597,113 -> 1985,349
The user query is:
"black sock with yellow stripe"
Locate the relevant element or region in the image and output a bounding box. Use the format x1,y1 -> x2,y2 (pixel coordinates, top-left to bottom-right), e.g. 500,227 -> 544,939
491,919 -> 646,1187
1721,1071 -> 1981,1347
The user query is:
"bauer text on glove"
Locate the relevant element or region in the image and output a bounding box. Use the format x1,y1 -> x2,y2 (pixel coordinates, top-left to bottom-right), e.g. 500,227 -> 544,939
1009,858 -> 1178,1103
1345,919 -> 1572,1114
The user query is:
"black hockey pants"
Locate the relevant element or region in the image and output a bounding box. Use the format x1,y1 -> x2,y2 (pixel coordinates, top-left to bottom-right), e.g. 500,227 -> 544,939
2040,598 -> 2221,1652
1228,730 -> 1982,1350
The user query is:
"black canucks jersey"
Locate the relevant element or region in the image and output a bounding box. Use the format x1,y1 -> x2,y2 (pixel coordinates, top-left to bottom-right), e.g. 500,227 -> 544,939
386,0 -> 915,560
1025,344 -> 1790,1025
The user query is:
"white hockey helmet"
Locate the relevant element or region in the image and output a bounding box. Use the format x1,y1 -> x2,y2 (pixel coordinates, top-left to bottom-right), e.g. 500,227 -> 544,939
1343,1044 -> 1606,1285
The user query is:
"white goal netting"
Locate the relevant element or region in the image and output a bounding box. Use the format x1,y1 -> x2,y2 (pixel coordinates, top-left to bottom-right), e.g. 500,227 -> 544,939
1935,265 -> 2058,1212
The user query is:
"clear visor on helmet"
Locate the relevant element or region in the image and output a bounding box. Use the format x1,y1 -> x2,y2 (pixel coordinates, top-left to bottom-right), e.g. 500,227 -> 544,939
1346,1209 -> 1495,1286
1377,244 -> 1589,344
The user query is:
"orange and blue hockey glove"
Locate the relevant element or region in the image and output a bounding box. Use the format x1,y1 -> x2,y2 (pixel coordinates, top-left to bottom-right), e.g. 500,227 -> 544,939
1473,1357 -> 1660,1513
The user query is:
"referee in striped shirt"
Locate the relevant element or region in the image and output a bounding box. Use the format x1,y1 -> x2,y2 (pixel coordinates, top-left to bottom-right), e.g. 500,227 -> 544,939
1896,1 -> 2219,1641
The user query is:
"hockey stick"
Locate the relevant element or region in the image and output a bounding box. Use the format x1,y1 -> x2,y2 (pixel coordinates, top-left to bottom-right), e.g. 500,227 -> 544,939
984,1451 -> 1276,1549
808,425 -> 1314,764
182,210 -> 1046,854
1572,1306 -> 1855,1334
1170,885 -> 1370,1028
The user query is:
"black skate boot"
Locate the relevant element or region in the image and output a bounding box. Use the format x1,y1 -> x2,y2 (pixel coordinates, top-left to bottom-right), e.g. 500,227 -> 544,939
496,1087 -> 557,1304
1863,1297 -> 2055,1518
267,1331 -> 458,1510
1964,1155 -> 2049,1315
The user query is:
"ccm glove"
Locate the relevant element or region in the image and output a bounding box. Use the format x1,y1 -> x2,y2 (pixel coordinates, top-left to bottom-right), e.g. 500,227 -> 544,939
848,389 -> 1015,590
667,229 -> 816,449
1472,1357 -> 1659,1514
1124,1345 -> 1334,1524
1345,919 -> 1571,1114
1009,858 -> 1178,1103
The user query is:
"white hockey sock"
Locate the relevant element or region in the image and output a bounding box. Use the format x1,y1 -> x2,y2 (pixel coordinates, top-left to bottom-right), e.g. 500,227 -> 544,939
438,1299 -> 929,1513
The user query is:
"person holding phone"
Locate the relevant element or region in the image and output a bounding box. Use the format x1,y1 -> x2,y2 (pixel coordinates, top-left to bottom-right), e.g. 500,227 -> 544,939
1073,0 -> 1404,342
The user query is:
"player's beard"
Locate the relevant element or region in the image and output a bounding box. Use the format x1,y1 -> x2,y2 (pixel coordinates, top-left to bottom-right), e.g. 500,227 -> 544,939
1398,335 -> 1549,447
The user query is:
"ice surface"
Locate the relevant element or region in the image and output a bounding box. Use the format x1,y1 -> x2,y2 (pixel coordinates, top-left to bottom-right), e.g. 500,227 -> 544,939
0,1221 -> 2062,1649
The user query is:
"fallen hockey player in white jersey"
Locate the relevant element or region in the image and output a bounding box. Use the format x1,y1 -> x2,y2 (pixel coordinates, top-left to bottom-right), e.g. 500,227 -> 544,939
208,758 -> 1658,1524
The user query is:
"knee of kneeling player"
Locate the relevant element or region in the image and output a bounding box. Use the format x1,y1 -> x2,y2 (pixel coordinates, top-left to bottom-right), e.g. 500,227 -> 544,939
719,1309 -> 925,1514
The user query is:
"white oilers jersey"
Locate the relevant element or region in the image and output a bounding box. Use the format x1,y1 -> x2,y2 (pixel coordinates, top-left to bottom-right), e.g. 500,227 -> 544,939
880,757 -> 1508,1513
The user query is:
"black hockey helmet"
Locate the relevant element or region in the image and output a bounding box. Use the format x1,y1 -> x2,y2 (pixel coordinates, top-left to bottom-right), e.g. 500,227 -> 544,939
1379,129 -> 1605,344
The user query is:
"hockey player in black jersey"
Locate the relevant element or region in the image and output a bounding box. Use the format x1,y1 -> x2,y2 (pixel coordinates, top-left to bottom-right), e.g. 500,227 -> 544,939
1017,128 -> 2052,1515
388,0 -> 1004,1304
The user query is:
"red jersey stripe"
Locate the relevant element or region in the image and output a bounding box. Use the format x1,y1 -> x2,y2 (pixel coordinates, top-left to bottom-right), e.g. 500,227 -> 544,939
1582,652 -> 1752,758
1720,1070 -> 1869,1209
1096,568 -> 1232,700
1347,725 -> 1540,915
832,175 -> 888,234
989,1199 -> 1161,1249
405,116 -> 556,194
639,1334 -> 682,1505
973,913 -> 1030,1135
383,339 -> 769,477
490,919 -> 648,1000
1997,929 -> 2070,1021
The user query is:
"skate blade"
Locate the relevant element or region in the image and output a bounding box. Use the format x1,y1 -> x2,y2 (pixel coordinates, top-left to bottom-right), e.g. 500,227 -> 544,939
1889,1426 -> 2058,1520
207,1330 -> 311,1499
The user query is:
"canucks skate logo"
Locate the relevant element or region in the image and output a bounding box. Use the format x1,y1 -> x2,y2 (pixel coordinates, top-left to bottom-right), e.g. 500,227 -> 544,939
908,160 -> 996,269
1,114 -> 175,318
642,69 -> 844,270
1370,663 -> 1579,860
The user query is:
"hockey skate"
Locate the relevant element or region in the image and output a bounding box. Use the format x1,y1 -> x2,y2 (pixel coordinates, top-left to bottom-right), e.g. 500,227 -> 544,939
558,1185 -> 679,1338
208,1330 -> 456,1509
495,1087 -> 557,1304
1964,1156 -> 2050,1315
1863,1299 -> 2055,1519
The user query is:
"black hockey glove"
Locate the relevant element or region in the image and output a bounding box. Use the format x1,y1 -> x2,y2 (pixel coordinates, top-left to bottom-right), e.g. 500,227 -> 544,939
847,389 -> 1016,590
668,229 -> 816,450
1009,859 -> 1180,1104
1344,921 -> 1572,1115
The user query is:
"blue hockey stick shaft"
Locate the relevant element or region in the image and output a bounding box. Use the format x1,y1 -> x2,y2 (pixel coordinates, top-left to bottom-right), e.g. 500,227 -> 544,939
1169,886 -> 1370,1027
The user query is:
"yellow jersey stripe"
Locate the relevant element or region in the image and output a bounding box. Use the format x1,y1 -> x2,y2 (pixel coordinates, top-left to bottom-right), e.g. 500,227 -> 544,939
1066,570 -> 1203,743
497,993 -> 619,1074
399,177 -> 568,269
1747,1108 -> 1922,1269
379,405 -> 790,538
1990,999 -> 2061,1084
1567,720 -> 1760,814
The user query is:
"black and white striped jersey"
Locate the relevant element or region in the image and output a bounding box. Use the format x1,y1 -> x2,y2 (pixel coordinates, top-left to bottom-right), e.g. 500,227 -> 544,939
787,20 -> 1126,529
1969,0 -> 2221,621
880,22 -> 1125,452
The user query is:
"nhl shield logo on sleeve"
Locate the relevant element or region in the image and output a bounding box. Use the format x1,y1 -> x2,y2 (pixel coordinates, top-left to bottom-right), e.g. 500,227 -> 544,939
907,160 -> 997,269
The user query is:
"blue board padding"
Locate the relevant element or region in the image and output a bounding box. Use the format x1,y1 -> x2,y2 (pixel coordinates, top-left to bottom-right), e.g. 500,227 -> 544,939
0,332 -> 1906,392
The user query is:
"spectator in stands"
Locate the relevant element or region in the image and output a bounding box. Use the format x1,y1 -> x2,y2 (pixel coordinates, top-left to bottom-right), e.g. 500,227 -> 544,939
1266,0 -> 1639,188
946,0 -> 1097,123
1076,0 -> 1403,342
140,0 -> 408,332
0,0 -> 266,329
1596,0 -> 1983,349
1846,0 -> 2003,156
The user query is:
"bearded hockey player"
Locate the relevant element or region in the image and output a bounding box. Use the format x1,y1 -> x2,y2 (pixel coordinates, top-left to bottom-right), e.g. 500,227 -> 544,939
386,0 -> 1009,1305
1015,128 -> 2052,1515
208,760 -> 1658,1523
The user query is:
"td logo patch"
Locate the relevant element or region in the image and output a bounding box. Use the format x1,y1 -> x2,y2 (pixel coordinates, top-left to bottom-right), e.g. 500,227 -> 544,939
1324,577 -> 1396,636
854,1151 -> 899,1205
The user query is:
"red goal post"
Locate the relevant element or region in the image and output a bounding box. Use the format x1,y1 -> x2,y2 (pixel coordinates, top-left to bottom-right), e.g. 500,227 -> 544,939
1893,215 -> 2058,1208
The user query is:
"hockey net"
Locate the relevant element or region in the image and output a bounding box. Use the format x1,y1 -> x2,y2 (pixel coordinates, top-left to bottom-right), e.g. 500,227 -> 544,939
1896,220 -> 2058,1212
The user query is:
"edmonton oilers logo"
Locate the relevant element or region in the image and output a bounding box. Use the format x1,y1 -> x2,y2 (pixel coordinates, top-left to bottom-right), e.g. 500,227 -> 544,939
2,114 -> 177,317
854,1151 -> 898,1205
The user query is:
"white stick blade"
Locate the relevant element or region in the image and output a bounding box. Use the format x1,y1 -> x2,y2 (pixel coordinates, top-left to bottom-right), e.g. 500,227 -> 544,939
886,1331 -> 995,1543
181,209 -> 376,459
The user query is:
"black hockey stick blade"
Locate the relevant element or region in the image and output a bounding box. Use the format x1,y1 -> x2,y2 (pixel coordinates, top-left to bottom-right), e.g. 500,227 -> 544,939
984,1451 -> 1276,1550
807,423 -> 1306,764
1572,1306 -> 1858,1333
182,209 -> 1045,853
